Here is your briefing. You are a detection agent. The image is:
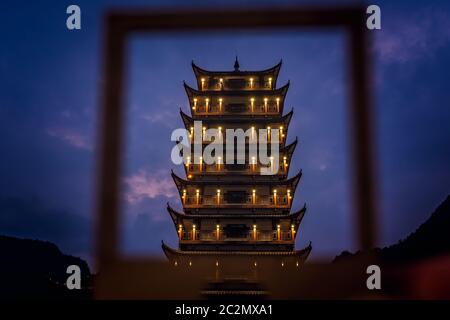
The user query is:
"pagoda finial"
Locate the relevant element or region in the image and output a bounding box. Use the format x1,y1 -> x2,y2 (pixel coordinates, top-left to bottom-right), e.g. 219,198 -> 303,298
234,56 -> 240,71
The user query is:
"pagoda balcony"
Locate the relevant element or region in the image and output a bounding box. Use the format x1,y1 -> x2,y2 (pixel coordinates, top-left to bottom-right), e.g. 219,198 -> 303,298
185,163 -> 289,176
199,79 -> 274,91
191,60 -> 282,91
184,81 -> 289,115
179,231 -> 294,242
181,195 -> 292,209
192,103 -> 280,115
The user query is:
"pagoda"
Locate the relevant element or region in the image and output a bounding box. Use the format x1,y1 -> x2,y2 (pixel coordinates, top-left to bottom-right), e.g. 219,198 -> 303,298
162,58 -> 311,277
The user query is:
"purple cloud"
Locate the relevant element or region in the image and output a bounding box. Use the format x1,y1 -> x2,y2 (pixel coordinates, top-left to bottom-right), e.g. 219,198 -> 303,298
123,169 -> 177,205
46,127 -> 92,151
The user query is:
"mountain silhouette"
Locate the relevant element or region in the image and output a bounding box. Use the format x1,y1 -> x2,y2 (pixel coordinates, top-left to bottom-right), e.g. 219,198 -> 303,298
0,235 -> 92,299
1,195 -> 449,298
334,195 -> 450,264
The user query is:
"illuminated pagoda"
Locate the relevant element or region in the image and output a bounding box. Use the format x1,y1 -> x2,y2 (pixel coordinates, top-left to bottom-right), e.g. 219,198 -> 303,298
162,58 -> 311,277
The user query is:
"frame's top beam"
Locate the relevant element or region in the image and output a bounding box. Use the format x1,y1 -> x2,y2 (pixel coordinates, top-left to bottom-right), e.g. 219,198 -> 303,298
106,6 -> 366,32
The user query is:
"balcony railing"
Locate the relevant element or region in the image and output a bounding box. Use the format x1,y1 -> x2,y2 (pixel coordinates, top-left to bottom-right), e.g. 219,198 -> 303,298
179,231 -> 294,242
202,81 -> 273,91
193,103 -> 279,115
182,195 -> 291,208
185,163 -> 288,175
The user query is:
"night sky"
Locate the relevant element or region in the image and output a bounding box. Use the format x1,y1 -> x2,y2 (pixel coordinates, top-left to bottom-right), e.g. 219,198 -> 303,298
1,0 -> 449,267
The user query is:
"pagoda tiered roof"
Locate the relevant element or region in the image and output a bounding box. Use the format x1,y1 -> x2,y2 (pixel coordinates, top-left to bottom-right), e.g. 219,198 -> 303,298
184,81 -> 289,96
191,59 -> 283,89
171,170 -> 302,189
167,203 -> 306,228
162,241 -> 312,258
179,108 -> 293,126
162,59 -> 311,265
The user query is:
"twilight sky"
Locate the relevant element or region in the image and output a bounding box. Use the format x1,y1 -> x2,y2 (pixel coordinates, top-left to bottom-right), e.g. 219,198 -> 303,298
0,0 -> 449,267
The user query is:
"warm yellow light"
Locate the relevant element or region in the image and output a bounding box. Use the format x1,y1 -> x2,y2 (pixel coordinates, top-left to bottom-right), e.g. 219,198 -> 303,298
254,261 -> 257,267
188,174 -> 192,179
218,126 -> 222,131
219,78 -> 223,83
296,261 -> 299,267
274,189 -> 277,194
249,77 -> 254,88
250,97 -> 255,102
277,224 -> 280,229
189,261 -> 192,266
217,189 -> 221,194
178,224 -> 183,239
281,261 -> 284,267
195,190 -> 200,204
252,189 -> 256,194
216,261 -> 219,267
174,261 -> 178,266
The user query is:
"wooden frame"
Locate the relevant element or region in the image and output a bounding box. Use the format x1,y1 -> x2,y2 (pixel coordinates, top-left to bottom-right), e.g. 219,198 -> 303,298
95,6 -> 376,299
